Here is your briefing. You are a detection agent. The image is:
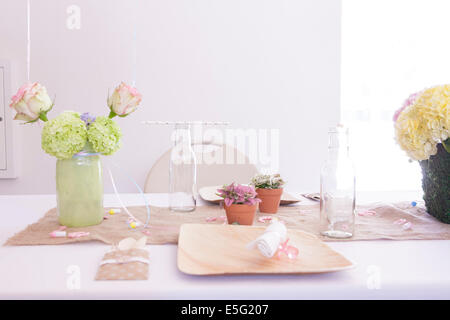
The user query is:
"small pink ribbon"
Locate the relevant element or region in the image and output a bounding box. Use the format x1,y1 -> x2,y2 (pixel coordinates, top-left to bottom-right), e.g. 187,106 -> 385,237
49,230 -> 66,238
277,238 -> 299,260
402,222 -> 412,230
393,218 -> 407,225
358,210 -> 376,216
393,218 -> 413,230
68,231 -> 90,239
206,216 -> 227,223
258,216 -> 273,223
49,226 -> 68,238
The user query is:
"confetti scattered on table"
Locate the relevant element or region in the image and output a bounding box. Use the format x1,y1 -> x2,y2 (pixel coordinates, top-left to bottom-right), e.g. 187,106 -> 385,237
402,222 -> 413,230
206,216 -> 227,223
393,218 -> 413,230
358,210 -> 376,216
108,208 -> 121,215
394,218 -> 407,225
68,231 -> 90,239
258,216 -> 273,223
126,218 -> 142,229
49,230 -> 66,238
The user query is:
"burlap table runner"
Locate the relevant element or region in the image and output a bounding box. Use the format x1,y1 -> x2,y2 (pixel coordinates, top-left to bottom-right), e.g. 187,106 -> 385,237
4,202 -> 450,246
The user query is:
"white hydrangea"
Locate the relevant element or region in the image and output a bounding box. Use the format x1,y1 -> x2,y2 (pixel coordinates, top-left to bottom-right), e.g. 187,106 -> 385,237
251,173 -> 285,189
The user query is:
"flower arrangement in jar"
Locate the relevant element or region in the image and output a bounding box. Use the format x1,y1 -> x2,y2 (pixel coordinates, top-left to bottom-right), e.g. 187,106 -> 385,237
9,81 -> 142,227
394,85 -> 449,223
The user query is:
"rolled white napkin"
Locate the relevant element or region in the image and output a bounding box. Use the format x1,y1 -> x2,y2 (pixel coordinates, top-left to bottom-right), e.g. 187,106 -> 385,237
246,220 -> 287,258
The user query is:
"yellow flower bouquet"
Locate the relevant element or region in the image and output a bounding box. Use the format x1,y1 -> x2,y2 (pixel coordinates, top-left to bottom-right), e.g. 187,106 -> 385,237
394,85 -> 449,223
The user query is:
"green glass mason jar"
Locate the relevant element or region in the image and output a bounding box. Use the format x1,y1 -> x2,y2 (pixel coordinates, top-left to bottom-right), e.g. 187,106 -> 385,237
56,143 -> 104,227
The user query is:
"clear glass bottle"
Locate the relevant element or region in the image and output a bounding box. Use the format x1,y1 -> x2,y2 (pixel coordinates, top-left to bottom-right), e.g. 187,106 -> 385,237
56,142 -> 104,227
169,123 -> 197,212
320,126 -> 356,238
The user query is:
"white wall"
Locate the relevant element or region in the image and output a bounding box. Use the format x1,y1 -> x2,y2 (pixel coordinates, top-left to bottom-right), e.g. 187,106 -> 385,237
0,0 -> 341,194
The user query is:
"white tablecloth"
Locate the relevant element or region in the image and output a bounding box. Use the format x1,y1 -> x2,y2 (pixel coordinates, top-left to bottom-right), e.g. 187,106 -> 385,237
0,192 -> 449,299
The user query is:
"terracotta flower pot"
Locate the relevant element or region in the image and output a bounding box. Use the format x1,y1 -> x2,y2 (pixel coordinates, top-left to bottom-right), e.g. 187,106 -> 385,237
256,188 -> 283,213
224,203 -> 258,225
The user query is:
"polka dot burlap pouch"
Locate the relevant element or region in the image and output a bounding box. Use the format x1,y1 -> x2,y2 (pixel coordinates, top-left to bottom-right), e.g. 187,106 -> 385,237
96,237 -> 149,280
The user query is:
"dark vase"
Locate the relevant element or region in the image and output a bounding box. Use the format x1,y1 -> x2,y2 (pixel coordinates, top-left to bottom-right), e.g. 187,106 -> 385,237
419,142 -> 450,223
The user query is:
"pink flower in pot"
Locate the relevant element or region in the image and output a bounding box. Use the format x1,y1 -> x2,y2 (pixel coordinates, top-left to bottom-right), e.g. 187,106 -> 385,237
216,183 -> 261,225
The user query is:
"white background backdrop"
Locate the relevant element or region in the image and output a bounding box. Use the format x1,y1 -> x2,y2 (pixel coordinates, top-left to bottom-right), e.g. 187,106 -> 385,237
0,0 -> 341,195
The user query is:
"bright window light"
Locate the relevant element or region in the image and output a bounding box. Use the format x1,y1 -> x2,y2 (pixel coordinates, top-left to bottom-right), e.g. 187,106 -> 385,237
341,0 -> 450,191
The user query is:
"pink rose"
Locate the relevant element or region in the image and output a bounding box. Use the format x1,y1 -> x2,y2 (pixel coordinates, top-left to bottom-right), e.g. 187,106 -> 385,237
393,91 -> 420,122
10,82 -> 53,122
108,82 -> 142,118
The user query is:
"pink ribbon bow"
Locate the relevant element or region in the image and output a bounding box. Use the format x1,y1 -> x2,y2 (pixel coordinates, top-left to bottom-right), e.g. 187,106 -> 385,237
277,238 -> 299,260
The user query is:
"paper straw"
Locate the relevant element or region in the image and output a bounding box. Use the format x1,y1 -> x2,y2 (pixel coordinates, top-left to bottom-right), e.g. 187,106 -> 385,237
142,120 -> 230,126
27,0 -> 31,82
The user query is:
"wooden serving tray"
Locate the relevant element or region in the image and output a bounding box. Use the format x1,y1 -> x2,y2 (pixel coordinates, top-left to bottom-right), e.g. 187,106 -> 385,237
199,185 -> 301,205
177,224 -> 354,275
